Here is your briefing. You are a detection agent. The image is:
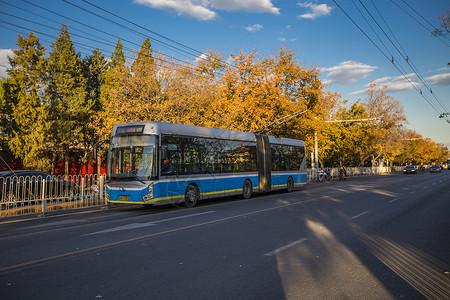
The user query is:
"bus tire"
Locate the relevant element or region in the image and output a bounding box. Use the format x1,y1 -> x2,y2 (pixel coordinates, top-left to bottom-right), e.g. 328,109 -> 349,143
242,180 -> 252,199
287,177 -> 294,192
184,184 -> 199,208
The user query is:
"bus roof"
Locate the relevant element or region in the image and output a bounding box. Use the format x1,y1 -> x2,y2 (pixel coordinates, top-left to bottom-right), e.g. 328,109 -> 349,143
112,121 -> 304,147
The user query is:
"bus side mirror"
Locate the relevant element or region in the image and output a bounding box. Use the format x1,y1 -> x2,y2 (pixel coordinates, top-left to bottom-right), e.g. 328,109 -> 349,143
161,147 -> 168,161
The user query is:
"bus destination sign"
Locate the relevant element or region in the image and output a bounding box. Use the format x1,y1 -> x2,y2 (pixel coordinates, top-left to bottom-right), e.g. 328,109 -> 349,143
116,125 -> 145,134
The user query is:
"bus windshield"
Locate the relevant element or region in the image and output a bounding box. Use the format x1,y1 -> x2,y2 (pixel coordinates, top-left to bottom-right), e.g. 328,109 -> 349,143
108,135 -> 158,181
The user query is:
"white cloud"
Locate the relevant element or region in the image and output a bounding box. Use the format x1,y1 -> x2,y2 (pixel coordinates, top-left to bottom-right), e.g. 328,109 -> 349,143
373,74 -> 418,92
278,37 -> 286,42
195,53 -> 207,63
212,0 -> 280,14
323,60 -> 377,85
297,2 -> 332,20
134,0 -> 218,21
0,49 -> 14,78
244,24 -> 263,32
350,74 -> 418,95
134,0 -> 280,21
349,71 -> 450,95
425,73 -> 450,85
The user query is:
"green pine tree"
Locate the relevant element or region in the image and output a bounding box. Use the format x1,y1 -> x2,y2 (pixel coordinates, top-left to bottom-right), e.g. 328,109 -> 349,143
82,47 -> 108,167
0,78 -> 13,152
46,23 -> 88,175
110,38 -> 126,69
6,32 -> 50,170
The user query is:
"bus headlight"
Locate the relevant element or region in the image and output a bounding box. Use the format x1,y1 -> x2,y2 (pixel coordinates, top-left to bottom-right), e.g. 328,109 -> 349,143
142,183 -> 154,201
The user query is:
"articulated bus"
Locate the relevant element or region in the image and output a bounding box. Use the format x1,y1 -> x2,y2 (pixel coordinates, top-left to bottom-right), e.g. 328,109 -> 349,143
106,121 -> 307,207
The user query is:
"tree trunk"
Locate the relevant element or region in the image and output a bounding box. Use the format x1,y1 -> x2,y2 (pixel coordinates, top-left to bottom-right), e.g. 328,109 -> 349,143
64,150 -> 69,177
97,153 -> 102,176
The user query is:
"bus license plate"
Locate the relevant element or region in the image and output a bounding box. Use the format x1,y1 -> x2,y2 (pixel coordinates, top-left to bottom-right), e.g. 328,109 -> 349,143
120,196 -> 129,201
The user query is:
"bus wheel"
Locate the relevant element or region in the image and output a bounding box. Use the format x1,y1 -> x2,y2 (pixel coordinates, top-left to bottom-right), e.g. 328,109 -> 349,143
287,177 -> 294,192
242,180 -> 252,199
184,184 -> 199,208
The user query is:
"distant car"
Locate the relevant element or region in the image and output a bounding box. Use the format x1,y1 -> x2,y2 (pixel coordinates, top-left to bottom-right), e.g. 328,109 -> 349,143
429,165 -> 441,173
0,171 -> 75,203
403,165 -> 417,174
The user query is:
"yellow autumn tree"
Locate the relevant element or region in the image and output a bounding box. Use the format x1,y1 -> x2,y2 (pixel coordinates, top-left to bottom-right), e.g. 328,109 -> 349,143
156,51 -> 220,126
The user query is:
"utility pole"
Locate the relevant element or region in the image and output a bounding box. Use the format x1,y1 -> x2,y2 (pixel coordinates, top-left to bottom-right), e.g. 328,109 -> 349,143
314,131 -> 319,169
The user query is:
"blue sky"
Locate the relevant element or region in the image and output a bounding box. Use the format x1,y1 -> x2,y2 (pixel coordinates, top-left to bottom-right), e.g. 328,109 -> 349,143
1,0 -> 449,147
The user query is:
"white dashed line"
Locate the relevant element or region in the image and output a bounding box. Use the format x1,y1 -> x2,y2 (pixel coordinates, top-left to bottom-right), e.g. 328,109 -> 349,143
351,211 -> 369,219
84,211 -> 216,236
264,238 -> 308,256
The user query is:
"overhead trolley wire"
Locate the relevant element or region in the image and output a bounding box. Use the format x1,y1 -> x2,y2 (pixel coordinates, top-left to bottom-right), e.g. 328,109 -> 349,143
358,0 -> 449,112
0,18 -> 221,84
398,0 -> 450,42
350,0 -> 392,56
22,0 -> 199,63
78,0 -> 237,70
1,0 -> 111,46
389,0 -> 450,47
61,0 -> 215,66
14,1 -> 220,79
79,0 -> 203,57
331,0 -> 445,117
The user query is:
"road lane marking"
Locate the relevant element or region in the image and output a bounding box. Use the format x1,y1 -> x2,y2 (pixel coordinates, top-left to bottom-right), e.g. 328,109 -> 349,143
0,192 -> 357,273
24,219 -> 87,229
84,211 -> 216,236
409,191 -> 416,195
389,199 -> 398,203
351,211 -> 369,219
264,238 -> 308,256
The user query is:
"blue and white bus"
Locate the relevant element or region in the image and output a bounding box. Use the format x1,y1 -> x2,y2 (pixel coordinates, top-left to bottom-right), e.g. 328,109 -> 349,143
106,121 -> 306,207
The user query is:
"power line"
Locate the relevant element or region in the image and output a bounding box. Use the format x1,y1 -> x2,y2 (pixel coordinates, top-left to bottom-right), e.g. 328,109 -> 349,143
0,19 -> 221,85
77,0 -> 237,70
61,0 -> 209,64
21,0 -> 200,63
356,0 -> 448,112
3,3 -> 224,80
331,0 -> 448,120
389,0 -> 450,47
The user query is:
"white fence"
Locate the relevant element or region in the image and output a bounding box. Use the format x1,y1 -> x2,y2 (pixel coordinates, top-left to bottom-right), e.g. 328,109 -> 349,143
307,166 -> 394,181
1,174 -> 106,218
0,167 -> 407,217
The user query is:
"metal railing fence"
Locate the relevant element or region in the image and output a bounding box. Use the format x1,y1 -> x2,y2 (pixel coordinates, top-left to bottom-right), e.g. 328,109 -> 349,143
307,166 -> 393,181
1,174 -> 106,217
0,167 -> 421,217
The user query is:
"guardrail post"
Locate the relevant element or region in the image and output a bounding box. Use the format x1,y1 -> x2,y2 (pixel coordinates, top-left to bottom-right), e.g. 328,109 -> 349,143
40,179 -> 47,217
100,176 -> 107,208
81,177 -> 85,204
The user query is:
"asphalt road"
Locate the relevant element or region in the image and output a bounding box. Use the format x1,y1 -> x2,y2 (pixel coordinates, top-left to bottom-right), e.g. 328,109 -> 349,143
0,171 -> 449,299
